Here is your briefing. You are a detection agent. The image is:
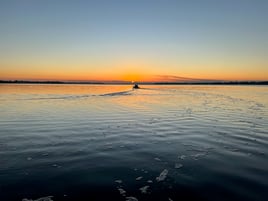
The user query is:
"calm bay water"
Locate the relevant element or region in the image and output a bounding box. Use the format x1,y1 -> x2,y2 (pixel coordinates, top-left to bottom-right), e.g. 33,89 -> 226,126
0,84 -> 268,201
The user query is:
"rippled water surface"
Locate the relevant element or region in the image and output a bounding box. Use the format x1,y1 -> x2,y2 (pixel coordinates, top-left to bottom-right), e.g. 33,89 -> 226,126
0,84 -> 268,201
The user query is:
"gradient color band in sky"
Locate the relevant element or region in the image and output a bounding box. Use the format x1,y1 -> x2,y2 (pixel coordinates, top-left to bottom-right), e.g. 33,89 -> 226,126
0,0 -> 267,82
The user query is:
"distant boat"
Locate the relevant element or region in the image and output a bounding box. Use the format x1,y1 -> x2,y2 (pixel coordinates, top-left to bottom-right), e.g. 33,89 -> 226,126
133,84 -> 140,89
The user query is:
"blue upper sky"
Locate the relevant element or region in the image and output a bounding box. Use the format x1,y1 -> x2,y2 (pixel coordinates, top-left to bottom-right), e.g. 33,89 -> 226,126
0,0 -> 267,81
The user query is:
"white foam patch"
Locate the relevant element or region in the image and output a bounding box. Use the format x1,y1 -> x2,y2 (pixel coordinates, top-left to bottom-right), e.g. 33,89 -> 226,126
126,196 -> 138,201
154,157 -> 161,161
191,153 -> 206,160
156,169 -> 168,182
118,188 -> 126,196
22,196 -> 53,201
175,163 -> 183,169
115,180 -> 123,184
178,155 -> 186,160
139,185 -> 150,194
192,153 -> 206,157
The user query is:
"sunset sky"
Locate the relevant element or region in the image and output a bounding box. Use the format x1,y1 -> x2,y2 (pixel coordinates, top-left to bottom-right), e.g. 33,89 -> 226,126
0,0 -> 267,82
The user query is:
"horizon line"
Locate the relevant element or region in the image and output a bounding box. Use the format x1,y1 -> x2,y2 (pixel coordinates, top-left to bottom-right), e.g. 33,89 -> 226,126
1,74 -> 267,83
1,79 -> 268,85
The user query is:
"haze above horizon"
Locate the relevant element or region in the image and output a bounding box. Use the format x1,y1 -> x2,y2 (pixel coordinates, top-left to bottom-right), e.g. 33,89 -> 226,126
0,0 -> 267,82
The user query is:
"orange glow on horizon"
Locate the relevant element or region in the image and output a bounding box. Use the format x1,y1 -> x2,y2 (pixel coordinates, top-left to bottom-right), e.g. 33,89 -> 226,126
1,72 -> 268,82
1,63 -> 268,82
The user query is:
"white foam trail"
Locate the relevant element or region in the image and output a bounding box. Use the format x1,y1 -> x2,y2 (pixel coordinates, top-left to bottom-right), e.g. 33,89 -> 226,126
139,186 -> 150,194
22,196 -> 53,201
23,89 -> 133,100
154,157 -> 161,161
101,90 -> 133,96
175,163 -> 183,169
115,180 -> 123,184
191,153 -> 207,160
178,155 -> 186,160
118,188 -> 126,196
156,169 -> 168,182
126,196 -> 138,201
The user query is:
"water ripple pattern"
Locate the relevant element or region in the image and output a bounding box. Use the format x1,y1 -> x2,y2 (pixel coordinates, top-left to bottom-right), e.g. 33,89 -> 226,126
0,84 -> 267,201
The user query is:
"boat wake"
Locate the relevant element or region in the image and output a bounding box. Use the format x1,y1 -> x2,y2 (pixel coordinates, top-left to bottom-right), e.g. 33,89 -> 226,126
100,90 -> 133,96
19,90 -> 134,100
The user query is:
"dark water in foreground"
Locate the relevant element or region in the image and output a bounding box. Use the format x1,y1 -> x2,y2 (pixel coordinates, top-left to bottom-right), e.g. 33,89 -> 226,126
0,84 -> 268,201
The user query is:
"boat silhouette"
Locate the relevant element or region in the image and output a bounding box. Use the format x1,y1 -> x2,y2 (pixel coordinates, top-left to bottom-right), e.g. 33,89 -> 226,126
133,84 -> 140,89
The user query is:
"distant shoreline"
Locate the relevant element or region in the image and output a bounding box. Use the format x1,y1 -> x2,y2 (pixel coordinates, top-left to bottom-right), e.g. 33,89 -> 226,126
1,80 -> 268,85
